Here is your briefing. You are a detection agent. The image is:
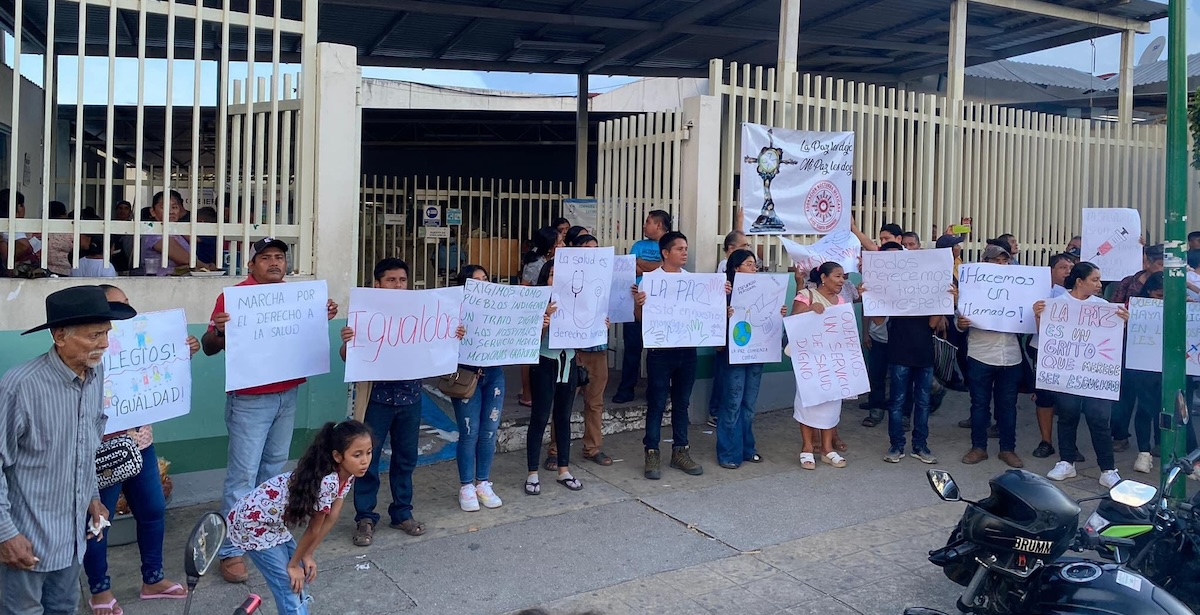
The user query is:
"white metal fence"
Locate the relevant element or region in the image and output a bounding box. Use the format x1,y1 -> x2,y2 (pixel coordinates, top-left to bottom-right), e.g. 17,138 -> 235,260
0,0 -> 315,276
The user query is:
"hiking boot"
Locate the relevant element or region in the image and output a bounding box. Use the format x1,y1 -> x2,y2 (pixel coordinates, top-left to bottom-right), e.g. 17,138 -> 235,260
961,448 -> 988,465
998,450 -> 1024,469
670,446 -> 704,475
644,449 -> 661,480
220,557 -> 248,583
1031,441 -> 1055,458
353,520 -> 375,546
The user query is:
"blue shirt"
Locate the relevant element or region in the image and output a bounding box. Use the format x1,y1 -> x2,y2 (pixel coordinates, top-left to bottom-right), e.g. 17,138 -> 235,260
631,239 -> 661,284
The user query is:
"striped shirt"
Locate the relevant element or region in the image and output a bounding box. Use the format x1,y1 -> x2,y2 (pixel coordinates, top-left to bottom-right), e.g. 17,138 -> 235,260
0,349 -> 105,571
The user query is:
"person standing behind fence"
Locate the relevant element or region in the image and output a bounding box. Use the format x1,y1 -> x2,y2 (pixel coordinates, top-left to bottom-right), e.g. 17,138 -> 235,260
201,237 -> 339,584
1037,262 -> 1128,489
518,227 -> 562,408
613,210 -> 671,405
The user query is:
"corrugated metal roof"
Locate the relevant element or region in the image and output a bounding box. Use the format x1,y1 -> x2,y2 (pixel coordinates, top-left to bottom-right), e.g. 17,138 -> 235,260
965,60 -> 1110,90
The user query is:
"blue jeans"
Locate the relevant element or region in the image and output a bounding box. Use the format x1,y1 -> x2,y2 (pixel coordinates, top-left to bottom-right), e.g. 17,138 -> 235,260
708,350 -> 728,418
865,341 -> 889,409
966,358 -> 1021,452
452,367 -> 505,484
616,323 -> 643,397
888,366 -> 932,452
644,348 -> 697,450
354,400 -> 421,526
219,388 -> 299,559
244,539 -> 310,615
84,445 -> 167,594
716,362 -> 762,465
0,562 -> 81,615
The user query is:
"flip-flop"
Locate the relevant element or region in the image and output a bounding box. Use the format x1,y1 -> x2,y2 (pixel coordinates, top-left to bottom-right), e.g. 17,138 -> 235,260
543,456 -> 558,471
745,454 -> 763,463
518,398 -> 533,408
139,583 -> 187,600
90,598 -> 124,615
556,475 -> 583,491
524,479 -> 541,495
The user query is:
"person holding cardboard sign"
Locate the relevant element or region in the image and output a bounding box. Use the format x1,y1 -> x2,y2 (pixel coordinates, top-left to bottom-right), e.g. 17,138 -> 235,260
791,262 -> 851,470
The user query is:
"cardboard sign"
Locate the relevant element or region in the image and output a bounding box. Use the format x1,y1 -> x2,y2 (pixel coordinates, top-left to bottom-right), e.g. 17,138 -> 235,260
741,123 -> 854,236
343,287 -> 463,382
549,247 -> 614,349
1124,297 -> 1200,376
608,254 -> 637,324
728,273 -> 789,365
102,309 -> 192,434
780,232 -> 861,274
957,263 -> 1052,334
224,280 -> 331,391
1035,298 -> 1125,401
640,271 -> 727,348
784,303 -> 870,406
1082,208 -> 1142,281
861,249 -> 955,317
460,280 -> 551,367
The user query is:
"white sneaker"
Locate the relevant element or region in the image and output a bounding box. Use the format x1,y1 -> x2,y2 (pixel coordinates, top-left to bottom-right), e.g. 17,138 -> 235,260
1133,452 -> 1153,474
475,481 -> 503,509
1047,461 -> 1077,481
1100,469 -> 1122,489
459,484 -> 480,512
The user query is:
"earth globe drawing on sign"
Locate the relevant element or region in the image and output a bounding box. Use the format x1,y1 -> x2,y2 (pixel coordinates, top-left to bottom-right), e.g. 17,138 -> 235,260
732,321 -> 753,346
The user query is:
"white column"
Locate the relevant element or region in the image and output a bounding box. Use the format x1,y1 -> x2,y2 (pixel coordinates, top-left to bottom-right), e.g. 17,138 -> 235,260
311,42 -> 361,305
575,72 -> 589,198
679,95 -> 721,274
947,0 -> 968,103
1118,29 -> 1135,126
777,0 -> 801,76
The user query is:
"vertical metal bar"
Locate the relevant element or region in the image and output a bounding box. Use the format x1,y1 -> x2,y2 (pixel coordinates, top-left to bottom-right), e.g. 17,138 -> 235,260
3,0 -> 22,269
161,0 -> 176,264
267,0 -> 282,238
69,0 -> 88,271
216,0 -> 232,273
34,0 -> 57,271
102,0 -> 118,265
189,1 -> 203,266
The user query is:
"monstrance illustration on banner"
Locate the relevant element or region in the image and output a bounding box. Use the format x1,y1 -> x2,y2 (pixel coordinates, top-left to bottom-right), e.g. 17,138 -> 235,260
740,124 -> 855,236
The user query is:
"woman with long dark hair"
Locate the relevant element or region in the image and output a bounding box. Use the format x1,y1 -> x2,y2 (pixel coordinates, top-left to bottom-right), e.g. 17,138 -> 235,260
790,261 -> 850,469
518,227 -> 563,407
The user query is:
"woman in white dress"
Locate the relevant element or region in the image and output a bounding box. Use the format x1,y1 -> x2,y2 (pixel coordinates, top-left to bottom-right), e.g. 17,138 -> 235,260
791,261 -> 850,469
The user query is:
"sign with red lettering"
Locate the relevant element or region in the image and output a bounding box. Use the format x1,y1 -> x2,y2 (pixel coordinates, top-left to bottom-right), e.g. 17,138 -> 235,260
1035,297 -> 1125,401
224,280 -> 331,391
861,249 -> 955,317
344,286 -> 464,382
783,304 -> 869,406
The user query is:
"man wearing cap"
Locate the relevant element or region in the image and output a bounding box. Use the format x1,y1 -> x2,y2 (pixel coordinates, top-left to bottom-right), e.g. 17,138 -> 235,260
200,238 -> 339,584
0,286 -> 136,614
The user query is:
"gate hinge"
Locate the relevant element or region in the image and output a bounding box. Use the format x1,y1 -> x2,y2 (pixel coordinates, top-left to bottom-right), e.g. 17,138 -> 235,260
682,120 -> 693,140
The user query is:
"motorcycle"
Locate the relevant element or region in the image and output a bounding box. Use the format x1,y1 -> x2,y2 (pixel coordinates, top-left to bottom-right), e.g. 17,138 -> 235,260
181,511 -> 262,615
904,468 -> 1194,615
1086,447 -> 1200,608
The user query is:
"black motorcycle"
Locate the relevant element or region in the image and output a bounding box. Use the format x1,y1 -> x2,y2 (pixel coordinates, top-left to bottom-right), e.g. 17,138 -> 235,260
905,468 -> 1194,615
1087,447 -> 1200,609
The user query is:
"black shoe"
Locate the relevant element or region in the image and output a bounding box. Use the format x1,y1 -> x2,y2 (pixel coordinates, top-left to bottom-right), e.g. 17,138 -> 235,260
988,425 -> 1000,439
858,401 -> 875,410
958,418 -> 972,429
1032,441 -> 1055,458
1112,438 -> 1130,453
1074,451 -> 1087,463
706,417 -> 718,429
613,392 -> 634,404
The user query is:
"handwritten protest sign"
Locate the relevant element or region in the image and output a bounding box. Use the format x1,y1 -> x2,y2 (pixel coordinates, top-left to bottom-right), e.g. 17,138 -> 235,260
102,309 -> 191,433
640,271 -> 727,348
741,124 -> 854,236
224,280 -> 330,391
1082,208 -> 1142,281
729,273 -> 789,364
861,249 -> 955,317
1125,297 -> 1200,376
608,254 -> 637,324
783,303 -> 869,406
957,264 -> 1051,334
460,280 -> 551,367
780,233 -> 861,274
550,247 -> 614,349
343,286 -> 463,382
1035,298 -> 1126,401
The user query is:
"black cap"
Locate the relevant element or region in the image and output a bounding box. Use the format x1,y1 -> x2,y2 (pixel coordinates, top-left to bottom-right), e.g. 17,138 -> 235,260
248,237 -> 289,261
22,285 -> 137,335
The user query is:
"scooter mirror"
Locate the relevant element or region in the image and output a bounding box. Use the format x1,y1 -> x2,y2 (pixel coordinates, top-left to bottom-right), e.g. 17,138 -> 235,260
1109,480 -> 1157,508
184,512 -> 227,579
927,469 -> 961,502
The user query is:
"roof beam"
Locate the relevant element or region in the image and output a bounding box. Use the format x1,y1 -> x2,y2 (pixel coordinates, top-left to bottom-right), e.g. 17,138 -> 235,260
583,0 -> 747,72
358,54 -> 708,77
321,0 -> 660,31
967,0 -> 1151,33
366,11 -> 409,56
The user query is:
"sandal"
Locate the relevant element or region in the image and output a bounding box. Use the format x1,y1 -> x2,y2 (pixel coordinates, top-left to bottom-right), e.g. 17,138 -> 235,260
543,456 -> 559,471
556,474 -> 583,491
862,416 -> 881,428
524,479 -> 541,496
745,454 -> 763,463
518,397 -> 533,408
833,437 -> 848,453
389,519 -> 426,536
139,582 -> 187,600
822,451 -> 847,468
584,451 -> 614,466
799,452 -> 816,470
90,598 -> 123,615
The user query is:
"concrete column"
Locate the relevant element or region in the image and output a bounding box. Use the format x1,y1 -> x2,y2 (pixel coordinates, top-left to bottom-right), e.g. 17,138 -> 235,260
679,95 -> 721,274
1118,29 -> 1135,126
310,42 -> 361,305
946,0 -> 967,103
777,0 -> 801,76
575,72 -> 589,198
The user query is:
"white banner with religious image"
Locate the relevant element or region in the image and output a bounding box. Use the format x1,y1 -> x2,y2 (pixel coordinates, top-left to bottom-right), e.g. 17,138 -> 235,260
224,280 -> 331,391
740,123 -> 854,236
102,309 -> 192,433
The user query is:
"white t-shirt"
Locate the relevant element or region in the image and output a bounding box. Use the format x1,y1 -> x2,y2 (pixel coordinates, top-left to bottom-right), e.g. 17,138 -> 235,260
72,258 -> 117,278
1187,270 -> 1200,302
716,260 -> 727,274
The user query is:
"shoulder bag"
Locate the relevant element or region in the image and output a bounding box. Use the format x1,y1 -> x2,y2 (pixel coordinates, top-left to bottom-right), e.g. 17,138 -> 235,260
438,367 -> 482,399
96,434 -> 144,490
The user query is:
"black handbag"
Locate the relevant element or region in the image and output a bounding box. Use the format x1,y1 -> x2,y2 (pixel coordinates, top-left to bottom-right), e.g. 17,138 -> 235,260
95,435 -> 144,490
575,363 -> 590,388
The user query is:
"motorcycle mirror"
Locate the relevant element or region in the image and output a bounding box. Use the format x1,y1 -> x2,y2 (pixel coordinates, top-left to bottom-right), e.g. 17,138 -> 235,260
1108,480 -> 1157,507
1164,466 -> 1184,492
1176,389 -> 1190,425
184,512 -> 227,580
927,469 -> 961,502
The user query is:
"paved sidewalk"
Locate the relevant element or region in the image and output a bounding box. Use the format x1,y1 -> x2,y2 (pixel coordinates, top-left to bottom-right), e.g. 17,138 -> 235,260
102,388 -> 1194,615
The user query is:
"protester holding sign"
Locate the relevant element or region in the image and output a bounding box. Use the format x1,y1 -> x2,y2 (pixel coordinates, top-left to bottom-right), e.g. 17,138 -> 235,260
451,265 -> 509,513
201,237 -> 339,583
1029,253 -> 1074,460
338,258 -> 427,546
517,227 -> 562,408
790,262 -> 851,470
83,285 -> 193,614
1125,274 -> 1167,475
1034,262 -> 1128,489
614,210 -> 672,405
956,244 -> 1025,470
1110,244 -> 1164,455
